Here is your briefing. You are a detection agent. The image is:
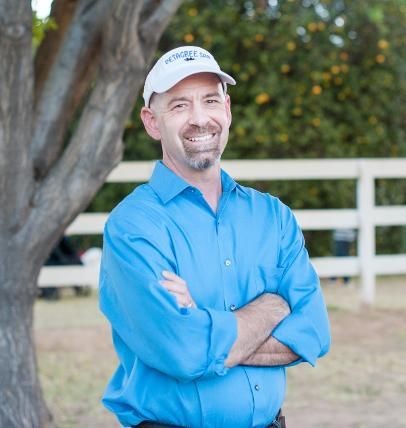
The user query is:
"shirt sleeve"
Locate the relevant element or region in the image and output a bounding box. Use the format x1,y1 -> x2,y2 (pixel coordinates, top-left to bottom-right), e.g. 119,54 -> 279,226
271,202 -> 331,366
99,214 -> 237,382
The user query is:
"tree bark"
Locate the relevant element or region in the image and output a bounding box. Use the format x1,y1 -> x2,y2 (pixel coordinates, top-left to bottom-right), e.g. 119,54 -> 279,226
0,270 -> 54,428
0,0 -> 33,234
0,0 -> 53,425
0,0 -> 183,426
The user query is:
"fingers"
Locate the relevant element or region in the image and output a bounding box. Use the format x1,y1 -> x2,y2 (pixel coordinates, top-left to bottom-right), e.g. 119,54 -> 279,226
159,271 -> 196,308
159,280 -> 185,294
162,270 -> 186,284
162,290 -> 195,308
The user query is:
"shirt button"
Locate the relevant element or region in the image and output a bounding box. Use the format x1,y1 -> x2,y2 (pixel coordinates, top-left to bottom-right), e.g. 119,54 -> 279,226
224,259 -> 232,267
230,304 -> 236,311
254,384 -> 260,391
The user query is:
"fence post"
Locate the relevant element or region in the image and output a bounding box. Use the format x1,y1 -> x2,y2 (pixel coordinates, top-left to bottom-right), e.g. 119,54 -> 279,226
357,160 -> 376,304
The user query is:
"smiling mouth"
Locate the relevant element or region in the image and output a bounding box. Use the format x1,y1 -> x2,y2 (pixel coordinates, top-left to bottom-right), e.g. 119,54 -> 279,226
185,133 -> 216,142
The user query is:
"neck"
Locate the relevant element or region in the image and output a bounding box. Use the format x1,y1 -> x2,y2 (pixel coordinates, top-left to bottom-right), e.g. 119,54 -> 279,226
163,158 -> 222,212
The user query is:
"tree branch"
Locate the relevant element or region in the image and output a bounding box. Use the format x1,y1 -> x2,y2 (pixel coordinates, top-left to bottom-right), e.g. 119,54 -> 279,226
31,0 -> 111,179
34,0 -> 79,102
23,0 -> 182,260
140,0 -> 184,59
24,0 -> 183,262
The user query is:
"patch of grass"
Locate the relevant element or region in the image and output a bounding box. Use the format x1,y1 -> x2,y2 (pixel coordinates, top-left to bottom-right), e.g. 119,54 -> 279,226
35,291 -> 119,428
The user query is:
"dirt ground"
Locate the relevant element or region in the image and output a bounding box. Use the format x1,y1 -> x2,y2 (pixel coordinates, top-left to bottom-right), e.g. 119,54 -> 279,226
34,276 -> 406,428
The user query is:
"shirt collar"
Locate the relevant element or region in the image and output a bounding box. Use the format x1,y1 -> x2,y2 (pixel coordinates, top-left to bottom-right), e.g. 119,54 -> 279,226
221,168 -> 250,196
148,161 -> 248,204
221,168 -> 241,194
149,161 -> 191,204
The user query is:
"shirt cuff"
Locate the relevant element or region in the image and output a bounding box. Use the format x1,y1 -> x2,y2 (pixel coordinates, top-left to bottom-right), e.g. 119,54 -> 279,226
272,311 -> 322,366
203,307 -> 237,376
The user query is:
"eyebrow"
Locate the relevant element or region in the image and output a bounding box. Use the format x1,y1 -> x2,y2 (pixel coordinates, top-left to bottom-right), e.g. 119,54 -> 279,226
204,92 -> 223,99
167,96 -> 189,106
166,92 -> 223,106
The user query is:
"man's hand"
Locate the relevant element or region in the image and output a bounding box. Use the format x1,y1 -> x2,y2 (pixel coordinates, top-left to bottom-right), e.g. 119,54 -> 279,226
159,271 -> 197,309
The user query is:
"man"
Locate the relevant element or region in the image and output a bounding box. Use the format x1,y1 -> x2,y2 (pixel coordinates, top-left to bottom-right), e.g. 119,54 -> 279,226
99,46 -> 331,428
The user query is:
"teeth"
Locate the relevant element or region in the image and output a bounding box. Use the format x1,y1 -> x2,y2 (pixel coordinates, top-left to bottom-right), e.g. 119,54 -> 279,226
187,134 -> 214,142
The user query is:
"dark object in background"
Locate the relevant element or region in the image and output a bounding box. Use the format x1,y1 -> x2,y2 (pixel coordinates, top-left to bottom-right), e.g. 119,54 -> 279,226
331,228 -> 356,284
39,236 -> 91,300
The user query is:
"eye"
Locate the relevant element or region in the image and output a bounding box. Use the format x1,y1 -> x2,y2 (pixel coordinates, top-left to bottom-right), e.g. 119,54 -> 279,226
206,98 -> 219,104
172,103 -> 187,111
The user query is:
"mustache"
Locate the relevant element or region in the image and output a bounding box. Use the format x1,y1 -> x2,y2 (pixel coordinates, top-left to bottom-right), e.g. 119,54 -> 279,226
182,125 -> 220,137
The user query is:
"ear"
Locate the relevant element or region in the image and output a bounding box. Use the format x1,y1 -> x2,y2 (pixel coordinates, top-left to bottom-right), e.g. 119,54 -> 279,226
140,107 -> 161,141
225,94 -> 232,126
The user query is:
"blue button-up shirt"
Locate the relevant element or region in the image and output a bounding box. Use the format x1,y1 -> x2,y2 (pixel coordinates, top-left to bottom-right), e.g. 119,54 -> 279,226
99,161 -> 330,428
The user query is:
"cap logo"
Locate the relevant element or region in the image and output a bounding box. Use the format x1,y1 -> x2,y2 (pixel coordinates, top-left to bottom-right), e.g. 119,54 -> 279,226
164,49 -> 211,65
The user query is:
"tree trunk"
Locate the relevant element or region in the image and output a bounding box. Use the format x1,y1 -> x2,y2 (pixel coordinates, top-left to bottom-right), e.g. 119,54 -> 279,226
0,267 -> 54,428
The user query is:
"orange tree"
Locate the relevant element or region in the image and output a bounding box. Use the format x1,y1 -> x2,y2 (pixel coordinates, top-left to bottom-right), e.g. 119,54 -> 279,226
93,0 -> 406,255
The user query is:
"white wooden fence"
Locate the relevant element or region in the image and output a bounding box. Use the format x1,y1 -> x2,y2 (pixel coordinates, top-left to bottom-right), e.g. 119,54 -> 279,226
39,158 -> 406,304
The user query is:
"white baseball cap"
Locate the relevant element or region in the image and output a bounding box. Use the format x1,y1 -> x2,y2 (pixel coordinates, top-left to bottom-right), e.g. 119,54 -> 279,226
143,46 -> 236,106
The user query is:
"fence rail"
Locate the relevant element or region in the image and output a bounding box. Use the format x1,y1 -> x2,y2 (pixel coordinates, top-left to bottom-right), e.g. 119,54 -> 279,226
39,158 -> 406,304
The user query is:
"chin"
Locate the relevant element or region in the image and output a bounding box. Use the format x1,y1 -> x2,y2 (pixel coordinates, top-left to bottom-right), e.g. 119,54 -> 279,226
187,155 -> 220,170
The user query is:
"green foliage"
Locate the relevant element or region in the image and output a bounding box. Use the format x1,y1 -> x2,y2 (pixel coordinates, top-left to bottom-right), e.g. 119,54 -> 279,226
124,0 -> 405,162
32,11 -> 56,51
95,0 -> 406,256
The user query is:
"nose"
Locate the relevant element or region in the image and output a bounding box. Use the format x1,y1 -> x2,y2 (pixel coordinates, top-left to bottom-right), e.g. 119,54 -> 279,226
187,103 -> 210,128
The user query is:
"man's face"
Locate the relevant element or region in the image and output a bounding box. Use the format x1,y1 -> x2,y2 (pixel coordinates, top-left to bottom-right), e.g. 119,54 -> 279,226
141,73 -> 232,172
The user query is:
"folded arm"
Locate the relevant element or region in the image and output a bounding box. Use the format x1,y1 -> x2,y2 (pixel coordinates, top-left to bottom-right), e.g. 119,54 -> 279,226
160,201 -> 331,370
225,293 -> 298,367
161,273 -> 298,367
241,336 -> 298,366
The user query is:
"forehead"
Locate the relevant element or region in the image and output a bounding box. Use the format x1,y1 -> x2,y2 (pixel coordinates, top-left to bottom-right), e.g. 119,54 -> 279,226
150,73 -> 225,108
166,73 -> 223,97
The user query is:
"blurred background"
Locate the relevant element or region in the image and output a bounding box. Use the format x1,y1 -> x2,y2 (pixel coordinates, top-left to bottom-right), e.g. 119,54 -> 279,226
34,0 -> 406,258
31,1 -> 405,427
